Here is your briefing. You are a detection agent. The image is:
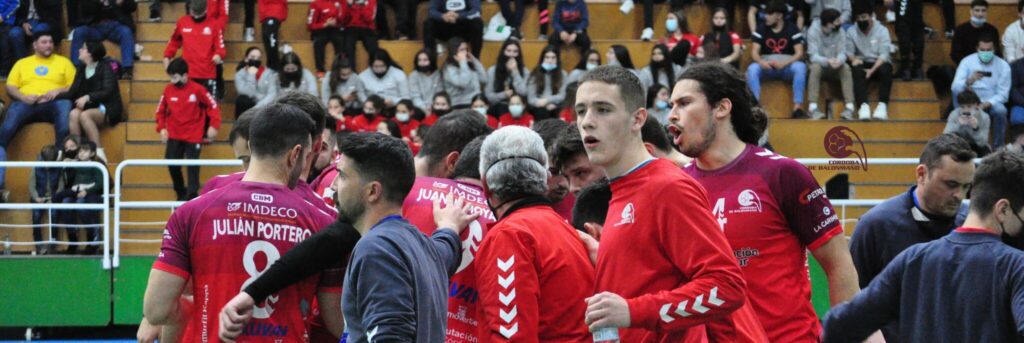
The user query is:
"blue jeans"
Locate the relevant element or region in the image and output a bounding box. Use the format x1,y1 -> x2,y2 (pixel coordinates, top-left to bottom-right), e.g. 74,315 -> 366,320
988,102 -> 1008,147
0,99 -> 71,189
1010,106 -> 1024,126
71,21 -> 135,68
747,61 -> 807,105
8,20 -> 51,59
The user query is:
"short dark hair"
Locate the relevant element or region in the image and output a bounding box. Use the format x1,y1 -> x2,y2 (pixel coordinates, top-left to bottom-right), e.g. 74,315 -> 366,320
84,41 -> 106,61
451,135 -> 487,180
31,31 -> 53,43
229,111 -> 255,144
249,104 -> 316,158
920,133 -> 977,170
579,65 -> 646,114
969,150 -> 1024,216
978,32 -> 997,45
1019,0 -> 1024,13
167,57 -> 188,75
418,110 -> 492,170
550,125 -> 586,171
276,91 -> 327,137
365,95 -> 385,113
338,133 -> 416,204
39,144 -> 58,161
679,61 -> 760,145
854,3 -> 873,16
532,119 -> 570,151
766,0 -> 788,14
571,179 -> 612,232
190,0 -> 207,14
957,89 -> 981,106
641,116 -> 673,152
820,8 -> 841,25
971,0 -> 988,8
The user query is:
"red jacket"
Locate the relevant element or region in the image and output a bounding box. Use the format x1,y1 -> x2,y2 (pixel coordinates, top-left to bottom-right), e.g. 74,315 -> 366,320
498,113 -> 534,128
476,203 -> 595,342
349,114 -> 385,132
394,118 -> 420,138
421,113 -> 440,126
341,0 -> 376,30
164,16 -> 226,79
559,107 -> 575,123
155,81 -> 222,144
307,0 -> 343,31
207,0 -> 229,28
258,0 -> 288,22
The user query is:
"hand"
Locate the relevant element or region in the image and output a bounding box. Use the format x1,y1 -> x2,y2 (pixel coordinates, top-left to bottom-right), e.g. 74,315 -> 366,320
851,58 -> 863,67
864,330 -> 888,343
546,103 -> 558,111
577,229 -> 599,265
160,129 -> 169,143
219,292 -> 256,342
969,115 -> 979,129
456,50 -> 468,62
568,32 -> 577,44
865,67 -> 876,79
884,0 -> 893,6
585,292 -> 631,331
432,192 -> 480,235
75,95 -> 90,109
968,71 -> 985,85
136,317 -> 161,343
212,55 -> 223,64
342,92 -> 356,102
77,190 -> 86,198
560,30 -> 571,42
758,61 -> 772,70
384,98 -> 394,108
981,102 -> 992,110
163,58 -> 171,70
504,89 -> 514,98
22,22 -> 32,36
39,90 -> 59,103
325,17 -> 337,27
246,66 -> 258,75
206,127 -> 218,140
535,98 -> 549,107
23,94 -> 39,104
505,58 -> 517,72
829,59 -> 842,69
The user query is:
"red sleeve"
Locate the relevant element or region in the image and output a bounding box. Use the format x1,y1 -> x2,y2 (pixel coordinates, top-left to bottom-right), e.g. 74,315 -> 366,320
729,32 -> 741,45
215,27 -> 227,59
776,159 -> 843,250
625,178 -> 749,331
308,4 -> 324,30
200,88 -> 222,129
475,226 -> 541,342
153,204 -> 194,278
164,22 -> 183,58
155,93 -> 169,132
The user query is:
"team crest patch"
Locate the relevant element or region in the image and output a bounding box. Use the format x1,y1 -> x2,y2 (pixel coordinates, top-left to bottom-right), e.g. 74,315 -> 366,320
188,94 -> 197,102
202,27 -> 212,35
34,66 -> 48,76
735,189 -> 763,213
615,203 -> 635,226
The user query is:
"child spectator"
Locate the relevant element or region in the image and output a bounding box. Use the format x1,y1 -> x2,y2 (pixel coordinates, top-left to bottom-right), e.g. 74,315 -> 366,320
234,47 -> 272,116
164,0 -> 226,99
499,93 -> 534,128
340,0 -> 379,63
527,45 -> 567,120
322,57 -> 366,114
350,95 -> 386,132
486,39 -> 529,115
258,0 -> 288,69
392,99 -> 420,139
639,44 -> 683,91
421,92 -> 452,125
700,7 -> 743,69
566,49 -> 599,85
945,90 -> 993,156
408,49 -> 441,113
470,94 -> 499,128
154,58 -> 221,201
307,0 -> 344,78
549,0 -> 590,55
659,10 -> 699,65
441,37 -> 484,108
29,144 -> 60,255
267,52 -> 318,99
646,84 -> 671,124
327,95 -> 347,130
67,41 -> 123,163
359,49 -> 409,107
423,0 -> 484,56
60,140 -> 103,254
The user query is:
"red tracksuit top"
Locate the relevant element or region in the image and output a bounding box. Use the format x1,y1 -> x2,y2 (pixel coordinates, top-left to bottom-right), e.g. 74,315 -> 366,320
341,0 -> 376,30
155,81 -> 222,144
597,159 -> 767,342
207,0 -> 229,28
498,113 -> 534,128
307,0 -> 343,31
164,16 -> 226,80
259,0 -> 288,22
475,202 -> 594,342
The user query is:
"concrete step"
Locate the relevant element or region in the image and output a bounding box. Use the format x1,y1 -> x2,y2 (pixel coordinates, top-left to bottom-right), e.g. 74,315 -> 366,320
123,142 -> 236,159
128,79 -> 239,102
121,166 -> 241,188
128,102 -> 238,121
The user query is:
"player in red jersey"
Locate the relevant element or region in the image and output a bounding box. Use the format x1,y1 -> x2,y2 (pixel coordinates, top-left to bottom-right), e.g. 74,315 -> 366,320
668,62 -> 859,342
143,104 -> 343,342
575,65 -> 767,342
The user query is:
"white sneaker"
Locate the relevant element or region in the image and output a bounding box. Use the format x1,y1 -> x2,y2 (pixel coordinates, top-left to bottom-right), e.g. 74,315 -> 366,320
244,27 -> 256,42
873,103 -> 888,120
886,10 -> 896,23
96,148 -> 107,163
640,27 -> 654,41
858,103 -> 871,120
619,0 -> 634,14
282,43 -> 293,54
840,108 -> 854,121
436,44 -> 445,55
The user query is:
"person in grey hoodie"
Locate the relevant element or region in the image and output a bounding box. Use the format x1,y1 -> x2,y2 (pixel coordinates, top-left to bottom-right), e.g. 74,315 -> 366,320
440,37 -> 484,108
527,45 -> 568,120
807,9 -> 854,120
845,5 -> 893,121
945,89 -> 993,155
321,56 -> 367,113
234,47 -> 274,116
360,49 -> 410,107
485,39 -> 529,112
264,53 -> 318,107
408,49 -> 442,112
807,0 -> 850,24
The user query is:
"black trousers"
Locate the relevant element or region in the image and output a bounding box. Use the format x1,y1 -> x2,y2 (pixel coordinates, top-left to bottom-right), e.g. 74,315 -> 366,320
312,28 -> 345,72
924,0 -> 955,32
895,0 -> 924,70
244,0 -> 256,28
852,62 -> 893,105
423,18 -> 484,57
376,0 -> 416,38
262,18 -> 282,70
498,0 -> 549,34
165,139 -> 202,200
236,95 -> 257,117
342,27 -> 379,62
548,30 -> 591,55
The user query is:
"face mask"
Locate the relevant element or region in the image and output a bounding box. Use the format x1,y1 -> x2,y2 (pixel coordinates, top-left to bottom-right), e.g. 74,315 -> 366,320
473,107 -> 488,115
971,16 -> 986,26
192,14 -> 206,22
509,105 -> 525,118
434,108 -> 450,116
541,63 -> 557,72
655,99 -> 669,110
666,18 -> 679,32
857,20 -> 870,32
979,50 -> 995,64
248,59 -> 261,68
586,63 -> 598,70
395,112 -> 410,122
416,65 -> 431,73
373,67 -> 388,78
712,24 -> 726,32
173,80 -> 186,88
607,60 -> 621,67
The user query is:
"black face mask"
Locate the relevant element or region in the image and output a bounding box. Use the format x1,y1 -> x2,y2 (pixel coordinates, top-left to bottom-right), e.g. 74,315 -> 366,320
173,80 -> 187,88
415,65 -> 432,73
712,24 -> 726,32
434,108 -> 451,116
248,59 -> 262,68
192,14 -> 206,22
64,148 -> 78,159
857,20 -> 870,32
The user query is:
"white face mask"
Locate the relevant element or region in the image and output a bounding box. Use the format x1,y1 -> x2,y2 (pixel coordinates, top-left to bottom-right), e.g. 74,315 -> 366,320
395,112 -> 410,122
586,63 -> 598,70
473,107 -> 488,115
509,105 -> 525,118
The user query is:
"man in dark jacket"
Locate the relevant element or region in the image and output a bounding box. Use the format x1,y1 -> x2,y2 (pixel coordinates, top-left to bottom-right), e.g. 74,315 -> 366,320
0,0 -> 20,77
8,0 -> 63,59
950,0 -> 1002,65
423,0 -> 483,57
70,0 -> 136,79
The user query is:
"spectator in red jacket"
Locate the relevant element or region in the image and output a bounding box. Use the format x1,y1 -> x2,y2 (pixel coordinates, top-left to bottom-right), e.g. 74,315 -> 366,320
498,93 -> 534,128
350,95 -> 386,132
422,92 -> 452,125
341,0 -> 379,65
163,0 -> 226,99
308,0 -> 344,77
155,58 -> 221,201
392,100 -> 420,139
259,0 -> 288,69
471,94 -> 499,128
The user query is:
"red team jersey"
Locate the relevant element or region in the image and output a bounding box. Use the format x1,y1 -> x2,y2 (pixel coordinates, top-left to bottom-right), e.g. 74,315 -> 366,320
402,177 -> 497,343
683,145 -> 843,342
153,181 -> 339,342
201,171 -> 245,195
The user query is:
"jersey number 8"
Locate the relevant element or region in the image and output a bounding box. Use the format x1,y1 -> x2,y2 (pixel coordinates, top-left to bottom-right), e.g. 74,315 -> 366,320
240,240 -> 281,319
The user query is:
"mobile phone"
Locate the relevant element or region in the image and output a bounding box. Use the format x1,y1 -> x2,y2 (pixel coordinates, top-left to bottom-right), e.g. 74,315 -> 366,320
980,71 -> 993,77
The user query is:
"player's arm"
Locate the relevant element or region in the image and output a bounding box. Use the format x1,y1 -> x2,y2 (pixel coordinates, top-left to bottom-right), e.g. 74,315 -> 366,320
475,229 -> 541,342
813,235 -> 861,305
142,269 -> 189,325
353,239 -> 416,342
317,291 -> 344,339
163,22 -> 183,59
242,221 -> 360,302
821,248 -> 908,343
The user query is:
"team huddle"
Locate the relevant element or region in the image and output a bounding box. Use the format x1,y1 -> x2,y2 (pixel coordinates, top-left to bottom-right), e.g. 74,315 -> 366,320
137,62 -> 1024,343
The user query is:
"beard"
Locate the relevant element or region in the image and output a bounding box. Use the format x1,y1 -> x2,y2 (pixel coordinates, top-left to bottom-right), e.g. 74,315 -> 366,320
680,116 -> 717,158
286,162 -> 304,189
335,194 -> 366,224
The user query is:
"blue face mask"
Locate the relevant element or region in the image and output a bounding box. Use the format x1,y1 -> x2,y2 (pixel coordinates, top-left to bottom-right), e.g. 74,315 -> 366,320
971,16 -> 986,26
541,63 -> 558,72
666,19 -> 679,32
655,99 -> 669,110
979,50 -> 995,64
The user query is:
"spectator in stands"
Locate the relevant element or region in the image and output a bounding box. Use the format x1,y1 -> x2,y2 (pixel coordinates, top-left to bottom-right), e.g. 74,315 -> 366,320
307,0 -> 344,78
570,178 -> 609,235
485,39 -> 528,116
469,95 -> 499,128
322,57 -> 366,115
258,0 -> 288,69
892,0 -> 925,80
392,100 -> 420,139
29,144 -> 59,255
605,45 -> 639,78
807,8 -> 855,120
646,84 -> 671,124
350,94 -> 386,132
1003,1 -> 1024,63
67,41 -> 123,163
639,44 -> 683,91
235,47 -> 273,115
0,0 -> 17,77
499,93 -> 534,128
441,38 -> 484,108
567,49 -> 598,85
267,52 -> 318,99
341,0 -> 379,66
164,0 -> 226,99
497,0 -> 549,40
641,115 -> 690,167
375,0 -> 414,41
409,49 -> 441,113
528,45 -> 567,120
808,0 -> 849,23
847,5 -> 893,121
58,140 -> 103,254
424,0 -> 483,57
951,0 -> 1001,66
327,95 -> 346,128
953,33 -> 1011,146
377,119 -> 403,138
748,0 -> 804,33
699,7 -> 743,69
1011,55 -> 1024,129
155,58 -> 221,201
549,0 -> 590,56
945,90 -> 993,155
658,10 -> 699,65
9,0 -> 64,60
550,125 -> 605,195
0,31 -> 75,201
422,92 -> 451,125
70,0 -> 136,80
748,1 -> 808,118
359,49 -> 409,107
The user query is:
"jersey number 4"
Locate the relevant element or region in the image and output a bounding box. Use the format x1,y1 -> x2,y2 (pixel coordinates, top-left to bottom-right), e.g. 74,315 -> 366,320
240,240 -> 281,319
712,197 -> 728,231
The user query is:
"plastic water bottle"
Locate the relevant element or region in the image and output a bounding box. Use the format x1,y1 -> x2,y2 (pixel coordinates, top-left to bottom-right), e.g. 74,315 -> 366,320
593,327 -> 620,343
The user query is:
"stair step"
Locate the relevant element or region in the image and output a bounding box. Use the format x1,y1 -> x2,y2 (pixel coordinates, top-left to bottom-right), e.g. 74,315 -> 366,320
121,167 -> 241,189
128,102 -> 238,121
125,122 -> 234,142
852,183 -> 909,200
123,142 -> 237,159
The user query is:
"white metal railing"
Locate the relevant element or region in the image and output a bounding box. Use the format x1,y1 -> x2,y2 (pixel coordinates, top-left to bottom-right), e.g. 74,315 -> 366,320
112,159 -> 241,268
0,161 -> 112,268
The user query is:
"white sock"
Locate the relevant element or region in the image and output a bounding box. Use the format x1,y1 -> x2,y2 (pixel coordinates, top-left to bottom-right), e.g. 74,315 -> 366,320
809,103 -> 818,111
845,103 -> 855,110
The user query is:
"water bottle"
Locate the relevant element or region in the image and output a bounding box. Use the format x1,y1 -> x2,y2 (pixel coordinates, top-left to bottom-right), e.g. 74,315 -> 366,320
593,327 -> 620,343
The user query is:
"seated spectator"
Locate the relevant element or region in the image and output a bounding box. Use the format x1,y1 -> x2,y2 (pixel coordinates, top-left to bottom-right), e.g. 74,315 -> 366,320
1002,1 -> 1024,63
421,92 -> 452,125
699,7 -> 743,69
952,33 -> 1011,146
376,119 -> 403,139
528,45 -> 567,120
0,0 -> 18,77
639,44 -> 683,91
392,99 -> 420,139
470,94 -> 499,128
847,5 -> 893,120
155,58 -> 221,201
633,0 -> 695,41
945,90 -> 992,156
326,95 -> 346,129
566,49 -> 599,85
441,38 -> 484,108
497,0 -> 549,40
951,0 -> 1001,65
164,0 -> 226,98
307,0 -> 343,78
70,0 -> 136,79
53,140 -> 103,255
9,0 -> 64,60
322,57 -> 366,115
748,1 -> 807,118
1011,57 -> 1024,129
341,0 -> 379,66
267,52 -> 318,99
499,93 -> 534,128
359,49 -> 409,107
658,10 -> 699,65
350,95 -> 386,132
0,31 -> 75,201
605,45 -> 640,78
67,41 -> 124,162
807,9 -> 854,120
235,47 -> 273,115
485,39 -> 528,115
408,49 -> 441,113
559,81 -> 578,123
748,0 -> 803,33
29,144 -> 59,255
808,0 -> 849,24
646,84 -> 671,124
423,0 -> 483,57
548,0 -> 590,55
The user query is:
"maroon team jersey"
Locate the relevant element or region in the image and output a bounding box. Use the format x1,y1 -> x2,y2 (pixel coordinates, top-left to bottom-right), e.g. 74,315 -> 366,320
200,171 -> 244,195
401,177 -> 496,343
153,181 -> 339,343
684,145 -> 843,342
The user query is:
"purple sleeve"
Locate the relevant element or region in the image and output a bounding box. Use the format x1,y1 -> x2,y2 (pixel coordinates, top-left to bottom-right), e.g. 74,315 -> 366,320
777,160 -> 842,250
153,205 -> 193,278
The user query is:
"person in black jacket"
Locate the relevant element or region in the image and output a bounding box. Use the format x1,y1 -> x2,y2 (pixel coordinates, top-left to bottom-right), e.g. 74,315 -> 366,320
8,0 -> 64,59
70,0 -> 137,79
67,41 -> 123,163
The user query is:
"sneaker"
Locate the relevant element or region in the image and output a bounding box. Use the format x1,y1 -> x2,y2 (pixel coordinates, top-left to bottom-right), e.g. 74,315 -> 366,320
148,10 -> 161,22
436,43 -> 445,55
119,67 -> 133,80
911,68 -> 923,80
619,0 -> 634,14
873,103 -> 888,120
397,35 -> 409,41
281,43 -> 294,54
885,10 -> 895,23
923,26 -> 935,39
134,44 -> 144,61
537,34 -> 548,41
898,68 -> 911,81
840,108 -> 854,121
945,30 -> 954,39
510,28 -> 523,41
640,27 -> 654,41
0,190 -> 8,203
791,108 -> 808,119
809,109 -> 826,120
858,103 -> 871,120
96,148 -> 107,163
244,27 -> 256,42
